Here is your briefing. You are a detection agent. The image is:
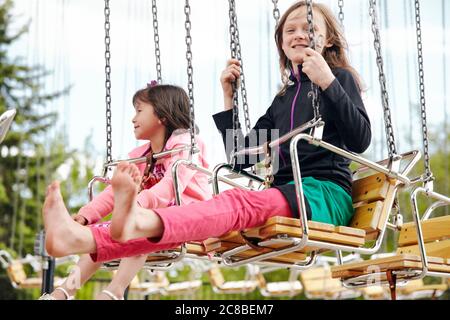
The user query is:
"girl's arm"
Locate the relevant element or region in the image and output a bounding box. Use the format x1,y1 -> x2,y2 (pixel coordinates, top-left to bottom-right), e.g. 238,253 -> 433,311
212,107 -> 275,170
216,58 -> 275,170
135,135 -> 205,209
321,68 -> 372,153
76,144 -> 150,224
77,185 -> 114,225
302,48 -> 371,154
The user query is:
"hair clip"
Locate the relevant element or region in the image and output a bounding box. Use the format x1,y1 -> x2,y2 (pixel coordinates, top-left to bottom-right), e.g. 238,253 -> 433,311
147,80 -> 158,88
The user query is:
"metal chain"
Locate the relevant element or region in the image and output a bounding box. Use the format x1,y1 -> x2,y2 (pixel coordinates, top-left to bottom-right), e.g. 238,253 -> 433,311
184,0 -> 197,157
306,0 -> 321,120
104,0 -> 112,164
369,0 -> 397,158
272,0 -> 280,26
230,1 -> 251,134
338,0 -> 345,28
152,0 -> 162,84
228,0 -> 240,166
414,0 -> 433,182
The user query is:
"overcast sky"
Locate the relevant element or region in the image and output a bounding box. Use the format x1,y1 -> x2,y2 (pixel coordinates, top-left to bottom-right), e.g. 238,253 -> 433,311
9,0 -> 450,170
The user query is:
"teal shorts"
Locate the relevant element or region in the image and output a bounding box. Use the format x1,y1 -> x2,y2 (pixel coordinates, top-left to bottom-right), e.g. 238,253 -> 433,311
288,177 -> 354,226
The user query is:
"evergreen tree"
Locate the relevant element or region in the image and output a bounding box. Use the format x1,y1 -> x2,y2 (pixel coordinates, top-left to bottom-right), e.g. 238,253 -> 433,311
0,0 -> 96,257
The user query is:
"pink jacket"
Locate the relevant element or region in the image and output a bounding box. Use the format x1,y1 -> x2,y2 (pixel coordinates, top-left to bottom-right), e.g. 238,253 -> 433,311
78,131 -> 211,225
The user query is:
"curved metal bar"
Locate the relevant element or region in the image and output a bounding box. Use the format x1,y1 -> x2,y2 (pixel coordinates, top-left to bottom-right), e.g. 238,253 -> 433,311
422,200 -> 448,220
143,244 -> 188,270
88,176 -> 111,201
232,118 -> 322,157
409,187 -> 450,279
104,146 -> 198,170
211,162 -> 264,196
295,134 -> 412,185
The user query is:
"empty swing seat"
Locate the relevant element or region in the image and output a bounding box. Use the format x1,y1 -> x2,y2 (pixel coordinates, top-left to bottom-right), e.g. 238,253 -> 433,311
7,261 -> 64,289
331,215 -> 450,281
256,273 -> 303,297
208,266 -> 259,294
300,265 -> 361,300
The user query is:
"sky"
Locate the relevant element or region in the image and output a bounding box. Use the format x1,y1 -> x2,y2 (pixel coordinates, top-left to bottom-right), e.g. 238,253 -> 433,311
8,0 -> 450,173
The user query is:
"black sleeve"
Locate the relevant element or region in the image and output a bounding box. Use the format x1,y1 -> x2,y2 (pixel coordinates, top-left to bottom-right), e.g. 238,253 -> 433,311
321,69 -> 372,153
212,106 -> 275,169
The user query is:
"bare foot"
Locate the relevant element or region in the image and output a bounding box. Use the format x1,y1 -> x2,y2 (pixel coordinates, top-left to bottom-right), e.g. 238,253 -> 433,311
43,181 -> 96,257
110,162 -> 163,242
110,162 -> 141,242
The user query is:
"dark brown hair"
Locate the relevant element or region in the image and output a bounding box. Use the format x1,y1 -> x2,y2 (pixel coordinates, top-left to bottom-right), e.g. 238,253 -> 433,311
132,84 -> 191,145
275,1 -> 363,94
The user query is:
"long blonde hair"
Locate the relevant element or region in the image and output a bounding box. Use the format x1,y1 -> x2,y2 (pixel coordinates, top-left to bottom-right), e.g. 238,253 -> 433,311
275,1 -> 363,95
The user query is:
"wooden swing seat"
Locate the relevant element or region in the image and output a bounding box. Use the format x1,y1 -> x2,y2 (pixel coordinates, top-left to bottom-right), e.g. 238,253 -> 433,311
331,215 -> 450,280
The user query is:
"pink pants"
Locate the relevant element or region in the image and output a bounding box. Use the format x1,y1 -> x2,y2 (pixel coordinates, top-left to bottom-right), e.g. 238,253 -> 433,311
89,187 -> 293,262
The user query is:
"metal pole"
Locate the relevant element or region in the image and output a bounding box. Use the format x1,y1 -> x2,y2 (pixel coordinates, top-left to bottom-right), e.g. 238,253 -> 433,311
41,256 -> 55,295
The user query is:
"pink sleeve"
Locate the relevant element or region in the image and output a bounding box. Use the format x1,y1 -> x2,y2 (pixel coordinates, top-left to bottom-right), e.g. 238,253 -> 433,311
136,139 -> 197,209
77,144 -> 150,224
77,185 -> 114,224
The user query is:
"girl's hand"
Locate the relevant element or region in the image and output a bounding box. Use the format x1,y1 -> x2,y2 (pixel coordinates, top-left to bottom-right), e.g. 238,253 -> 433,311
302,48 -> 335,90
72,214 -> 88,226
220,59 -> 241,111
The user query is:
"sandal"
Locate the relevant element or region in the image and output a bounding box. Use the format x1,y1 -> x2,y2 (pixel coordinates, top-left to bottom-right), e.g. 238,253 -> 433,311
100,289 -> 124,300
38,287 -> 74,300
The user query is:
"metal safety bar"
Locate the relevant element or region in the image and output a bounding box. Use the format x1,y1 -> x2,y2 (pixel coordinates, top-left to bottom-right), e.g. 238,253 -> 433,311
232,118 -> 322,157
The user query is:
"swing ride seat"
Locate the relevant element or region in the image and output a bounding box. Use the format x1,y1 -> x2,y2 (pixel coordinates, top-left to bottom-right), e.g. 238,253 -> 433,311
126,271 -> 170,296
360,285 -> 390,300
330,215 -> 450,283
159,272 -> 203,296
255,272 -> 303,297
6,261 -> 64,290
395,278 -> 448,300
209,169 -> 402,268
208,266 -> 260,294
299,265 -> 361,300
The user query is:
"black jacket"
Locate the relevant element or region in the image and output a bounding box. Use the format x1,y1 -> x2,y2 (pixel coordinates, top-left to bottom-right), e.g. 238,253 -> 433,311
213,67 -> 371,219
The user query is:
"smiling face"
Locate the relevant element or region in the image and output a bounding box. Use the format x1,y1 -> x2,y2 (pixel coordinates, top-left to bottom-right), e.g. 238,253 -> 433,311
132,99 -> 165,141
281,6 -> 329,67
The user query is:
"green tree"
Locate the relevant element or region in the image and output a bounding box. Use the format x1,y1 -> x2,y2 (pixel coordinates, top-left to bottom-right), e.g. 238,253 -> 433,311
0,0 -> 96,258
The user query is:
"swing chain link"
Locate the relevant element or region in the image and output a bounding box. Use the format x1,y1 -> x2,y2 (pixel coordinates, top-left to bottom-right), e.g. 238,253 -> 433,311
369,0 -> 397,158
414,0 -> 433,184
184,0 -> 197,157
306,0 -> 321,120
104,0 -> 112,164
272,0 -> 280,26
229,0 -> 251,135
228,0 -> 241,166
152,0 -> 162,84
338,0 -> 345,28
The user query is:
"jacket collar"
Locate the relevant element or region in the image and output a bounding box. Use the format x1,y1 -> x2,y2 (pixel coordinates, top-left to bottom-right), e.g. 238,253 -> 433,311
288,64 -> 310,83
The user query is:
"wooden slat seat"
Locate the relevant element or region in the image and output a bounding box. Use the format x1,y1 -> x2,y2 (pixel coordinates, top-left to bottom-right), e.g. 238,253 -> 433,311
162,280 -> 202,295
6,261 -> 63,289
331,254 -> 450,279
331,215 -> 450,282
208,266 -> 259,294
201,231 -> 310,264
300,266 -> 361,300
396,279 -> 448,299
361,286 -> 389,300
256,273 -> 303,297
128,271 -> 169,295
